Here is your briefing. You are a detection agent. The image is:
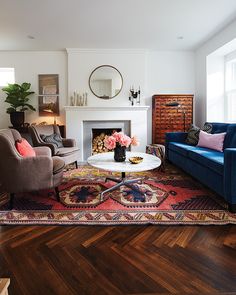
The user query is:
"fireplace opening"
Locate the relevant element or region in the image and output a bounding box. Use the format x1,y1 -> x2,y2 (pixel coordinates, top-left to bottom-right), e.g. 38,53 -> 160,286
92,128 -> 121,154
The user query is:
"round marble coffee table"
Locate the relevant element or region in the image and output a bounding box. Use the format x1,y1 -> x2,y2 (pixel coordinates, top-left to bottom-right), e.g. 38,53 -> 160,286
87,152 -> 161,201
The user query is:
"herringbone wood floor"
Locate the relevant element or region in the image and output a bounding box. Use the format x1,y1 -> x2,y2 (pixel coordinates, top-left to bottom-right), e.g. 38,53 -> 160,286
0,225 -> 236,295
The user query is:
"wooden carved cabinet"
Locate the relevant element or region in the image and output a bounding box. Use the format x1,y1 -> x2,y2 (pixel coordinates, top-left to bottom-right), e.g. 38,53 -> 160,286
152,94 -> 193,144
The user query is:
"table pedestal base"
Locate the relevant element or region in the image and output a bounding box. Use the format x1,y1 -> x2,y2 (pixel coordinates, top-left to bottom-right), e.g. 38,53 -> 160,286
101,172 -> 146,201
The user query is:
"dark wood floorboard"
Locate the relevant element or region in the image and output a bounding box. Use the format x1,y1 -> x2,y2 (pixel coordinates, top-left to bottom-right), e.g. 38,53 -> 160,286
0,225 -> 236,295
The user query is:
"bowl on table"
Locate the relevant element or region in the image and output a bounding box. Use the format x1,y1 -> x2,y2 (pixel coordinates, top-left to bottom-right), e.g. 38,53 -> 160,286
129,156 -> 143,164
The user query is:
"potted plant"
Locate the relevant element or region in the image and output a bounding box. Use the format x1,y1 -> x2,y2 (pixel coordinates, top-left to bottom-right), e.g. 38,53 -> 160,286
2,82 -> 36,127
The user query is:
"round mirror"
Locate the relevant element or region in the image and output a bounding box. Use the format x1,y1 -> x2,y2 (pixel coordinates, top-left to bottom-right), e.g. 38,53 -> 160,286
89,65 -> 123,99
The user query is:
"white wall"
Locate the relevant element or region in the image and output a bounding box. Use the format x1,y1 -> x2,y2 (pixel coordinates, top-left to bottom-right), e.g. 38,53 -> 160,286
0,49 -> 194,143
67,49 -> 147,107
206,54 -> 225,122
146,51 -> 195,141
67,49 -> 195,143
195,19 -> 236,126
0,51 -> 67,128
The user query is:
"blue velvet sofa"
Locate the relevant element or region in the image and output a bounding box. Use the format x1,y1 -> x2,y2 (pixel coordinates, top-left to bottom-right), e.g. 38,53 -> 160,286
166,123 -> 236,212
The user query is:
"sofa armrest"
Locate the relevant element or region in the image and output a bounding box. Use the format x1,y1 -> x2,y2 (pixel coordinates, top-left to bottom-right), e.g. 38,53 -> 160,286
165,132 -> 188,160
62,138 -> 76,147
224,148 -> 236,205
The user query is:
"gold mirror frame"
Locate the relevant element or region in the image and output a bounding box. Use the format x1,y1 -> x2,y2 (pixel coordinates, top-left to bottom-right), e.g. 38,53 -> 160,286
88,65 -> 123,99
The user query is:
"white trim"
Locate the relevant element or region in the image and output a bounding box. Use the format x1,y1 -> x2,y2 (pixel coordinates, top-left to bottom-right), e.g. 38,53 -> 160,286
64,106 -> 150,111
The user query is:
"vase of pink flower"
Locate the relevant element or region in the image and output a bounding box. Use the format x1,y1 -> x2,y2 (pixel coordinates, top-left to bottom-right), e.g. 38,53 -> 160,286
104,132 -> 139,162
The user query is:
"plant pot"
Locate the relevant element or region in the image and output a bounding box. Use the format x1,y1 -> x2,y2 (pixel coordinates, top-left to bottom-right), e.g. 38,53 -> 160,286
114,144 -> 126,162
10,112 -> 25,127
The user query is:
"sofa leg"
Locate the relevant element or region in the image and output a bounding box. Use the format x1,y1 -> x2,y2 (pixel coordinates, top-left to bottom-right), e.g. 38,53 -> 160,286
55,187 -> 60,202
228,203 -> 236,213
9,193 -> 14,210
75,161 -> 78,169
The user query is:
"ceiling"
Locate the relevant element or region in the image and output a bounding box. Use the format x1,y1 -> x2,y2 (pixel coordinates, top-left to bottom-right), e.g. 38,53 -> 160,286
1,0 -> 236,51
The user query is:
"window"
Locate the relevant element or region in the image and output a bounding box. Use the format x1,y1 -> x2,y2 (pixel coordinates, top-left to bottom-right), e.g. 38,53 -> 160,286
225,58 -> 236,122
0,68 -> 15,87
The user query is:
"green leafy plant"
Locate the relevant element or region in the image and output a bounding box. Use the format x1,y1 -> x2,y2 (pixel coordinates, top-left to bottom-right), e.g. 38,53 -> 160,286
2,82 -> 36,114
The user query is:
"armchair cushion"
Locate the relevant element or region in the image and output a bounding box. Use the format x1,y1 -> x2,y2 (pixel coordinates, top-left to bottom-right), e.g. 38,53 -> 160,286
40,133 -> 63,148
15,139 -> 36,158
53,157 -> 65,174
56,146 -> 79,156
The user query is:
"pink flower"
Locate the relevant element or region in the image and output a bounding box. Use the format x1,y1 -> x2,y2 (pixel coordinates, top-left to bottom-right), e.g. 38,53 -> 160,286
112,132 -> 124,142
120,134 -> 132,147
104,135 -> 116,150
131,135 -> 139,146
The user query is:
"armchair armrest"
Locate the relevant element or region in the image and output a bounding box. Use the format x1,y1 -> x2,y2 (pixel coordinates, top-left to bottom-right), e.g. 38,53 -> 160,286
224,148 -> 236,205
12,156 -> 54,192
62,138 -> 76,147
34,146 -> 52,157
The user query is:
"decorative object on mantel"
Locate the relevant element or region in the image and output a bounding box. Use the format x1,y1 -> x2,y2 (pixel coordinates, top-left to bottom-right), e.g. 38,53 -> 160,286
104,132 -> 139,162
129,86 -> 141,106
38,74 -> 60,122
2,82 -> 35,127
89,65 -> 123,99
70,91 -> 88,106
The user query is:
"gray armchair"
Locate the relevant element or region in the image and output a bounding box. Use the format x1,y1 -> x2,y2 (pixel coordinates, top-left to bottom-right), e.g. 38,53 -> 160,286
0,129 -> 65,209
29,124 -> 79,167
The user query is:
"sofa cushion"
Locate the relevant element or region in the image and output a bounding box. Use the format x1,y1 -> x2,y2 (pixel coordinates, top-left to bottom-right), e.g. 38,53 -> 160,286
197,131 -> 226,152
188,149 -> 224,175
185,123 -> 212,145
56,146 -> 79,156
168,142 -> 199,157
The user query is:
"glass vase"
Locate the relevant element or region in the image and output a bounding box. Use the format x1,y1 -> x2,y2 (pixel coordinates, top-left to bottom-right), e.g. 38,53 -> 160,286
114,144 -> 126,162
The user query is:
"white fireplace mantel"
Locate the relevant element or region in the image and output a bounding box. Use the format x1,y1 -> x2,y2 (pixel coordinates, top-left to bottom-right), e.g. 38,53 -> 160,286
64,106 -> 149,111
65,105 -> 150,161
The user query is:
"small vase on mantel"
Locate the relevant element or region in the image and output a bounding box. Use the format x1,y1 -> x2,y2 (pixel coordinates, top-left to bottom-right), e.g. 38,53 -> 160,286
114,144 -> 126,162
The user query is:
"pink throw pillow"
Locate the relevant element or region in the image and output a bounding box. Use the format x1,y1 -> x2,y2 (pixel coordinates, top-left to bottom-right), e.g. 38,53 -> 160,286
197,131 -> 226,152
15,139 -> 36,157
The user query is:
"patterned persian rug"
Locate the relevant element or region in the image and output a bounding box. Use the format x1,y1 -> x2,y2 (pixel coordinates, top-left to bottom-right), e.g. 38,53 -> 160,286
0,165 -> 236,225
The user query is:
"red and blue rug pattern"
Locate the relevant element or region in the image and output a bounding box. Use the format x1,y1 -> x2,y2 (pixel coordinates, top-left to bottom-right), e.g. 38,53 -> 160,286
0,165 -> 236,225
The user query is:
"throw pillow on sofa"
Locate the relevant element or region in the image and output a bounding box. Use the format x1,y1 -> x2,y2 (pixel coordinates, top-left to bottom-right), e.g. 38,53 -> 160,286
185,123 -> 212,145
40,133 -> 63,148
197,130 -> 226,152
16,138 -> 36,157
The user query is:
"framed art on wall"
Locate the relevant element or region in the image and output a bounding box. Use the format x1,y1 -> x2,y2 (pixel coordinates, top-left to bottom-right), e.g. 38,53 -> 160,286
38,74 -> 59,116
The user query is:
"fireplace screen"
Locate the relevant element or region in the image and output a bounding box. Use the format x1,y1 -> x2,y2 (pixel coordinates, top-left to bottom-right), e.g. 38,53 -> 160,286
92,128 -> 121,154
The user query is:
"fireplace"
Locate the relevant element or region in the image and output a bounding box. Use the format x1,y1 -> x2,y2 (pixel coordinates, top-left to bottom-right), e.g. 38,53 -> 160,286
83,120 -> 130,160
92,128 -> 121,154
65,106 -> 149,161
